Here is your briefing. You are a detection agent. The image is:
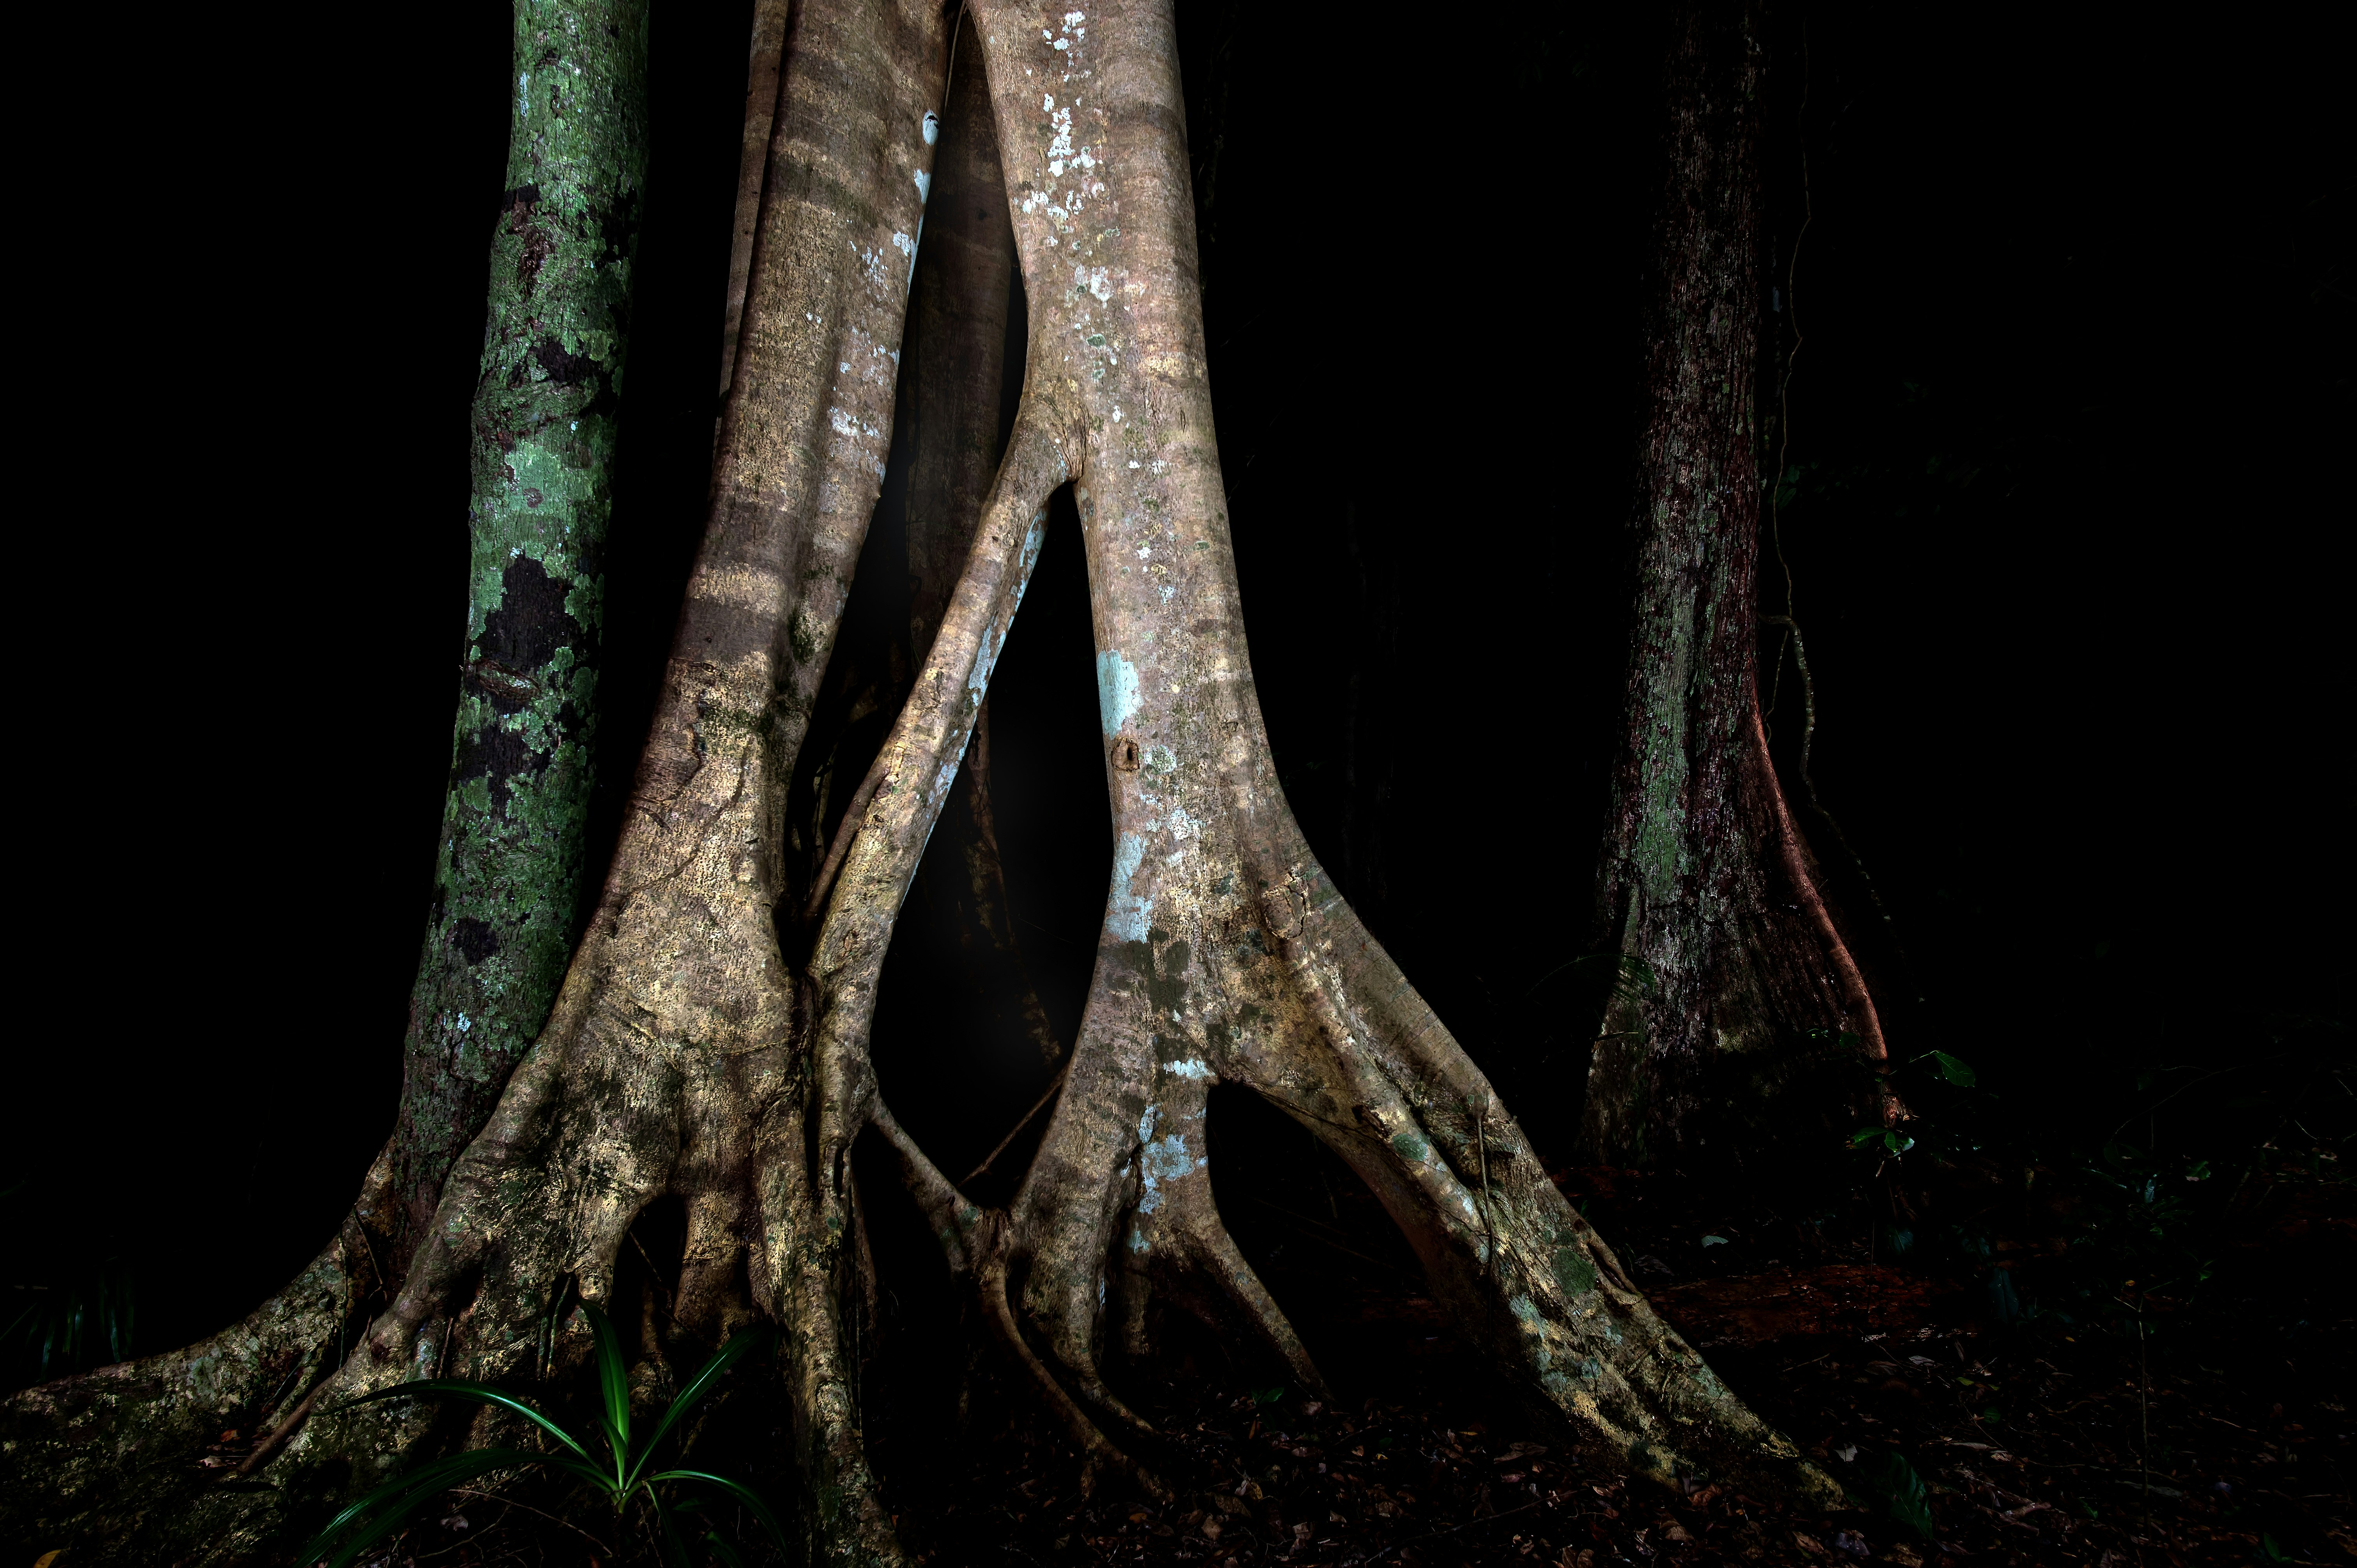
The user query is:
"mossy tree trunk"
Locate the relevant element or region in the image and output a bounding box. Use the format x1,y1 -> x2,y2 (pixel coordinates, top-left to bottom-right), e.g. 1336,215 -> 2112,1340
1577,0 -> 1893,1171
0,2 -> 649,1554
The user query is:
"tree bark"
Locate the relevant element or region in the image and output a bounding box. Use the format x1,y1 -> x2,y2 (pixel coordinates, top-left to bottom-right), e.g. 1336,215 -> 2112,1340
389,0 -> 655,1263
0,1 -> 650,1551
2,0 -> 944,1560
1576,0 -> 1890,1172
7,7 -> 1852,1561
864,0 -> 1837,1515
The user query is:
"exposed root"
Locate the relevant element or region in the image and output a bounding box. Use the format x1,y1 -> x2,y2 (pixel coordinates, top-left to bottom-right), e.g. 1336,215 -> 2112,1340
0,1179 -> 390,1556
956,0 -> 1842,1511
869,1102 -> 1168,1501
965,1059 -> 1069,1184
1751,704 -> 1898,1123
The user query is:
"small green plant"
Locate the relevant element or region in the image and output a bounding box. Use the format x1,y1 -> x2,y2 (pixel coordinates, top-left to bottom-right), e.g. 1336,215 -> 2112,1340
303,1303 -> 786,1568
3,1181 -> 138,1387
1845,1448 -> 1936,1542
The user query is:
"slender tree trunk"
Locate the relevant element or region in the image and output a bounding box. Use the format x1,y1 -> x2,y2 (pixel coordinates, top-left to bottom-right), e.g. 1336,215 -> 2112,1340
389,0 -> 654,1261
0,2 -> 649,1551
1577,0 -> 1889,1171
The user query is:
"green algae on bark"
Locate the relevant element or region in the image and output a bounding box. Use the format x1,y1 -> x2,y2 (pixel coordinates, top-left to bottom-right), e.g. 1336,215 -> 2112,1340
389,0 -> 652,1261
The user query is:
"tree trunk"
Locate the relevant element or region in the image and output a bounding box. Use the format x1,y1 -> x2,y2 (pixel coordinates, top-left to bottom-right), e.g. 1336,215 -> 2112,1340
7,5 -> 1846,1561
1577,0 -> 1891,1171
867,0 -> 1839,1519
389,0 -> 654,1263
0,0 -> 649,1550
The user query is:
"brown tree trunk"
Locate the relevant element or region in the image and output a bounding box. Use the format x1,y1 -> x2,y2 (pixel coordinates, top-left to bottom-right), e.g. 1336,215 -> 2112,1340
1577,0 -> 1890,1171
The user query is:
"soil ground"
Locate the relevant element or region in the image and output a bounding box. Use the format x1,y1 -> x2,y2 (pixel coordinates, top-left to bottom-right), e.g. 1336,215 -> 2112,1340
334,1088 -> 2352,1568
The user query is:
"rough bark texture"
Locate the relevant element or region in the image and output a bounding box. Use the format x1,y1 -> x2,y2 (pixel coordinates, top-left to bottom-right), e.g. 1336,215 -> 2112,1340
1577,0 -> 1888,1171
2,1 -> 944,1561
871,0 -> 1835,1514
717,0 -> 796,411
389,0 -> 655,1261
0,3 -> 650,1552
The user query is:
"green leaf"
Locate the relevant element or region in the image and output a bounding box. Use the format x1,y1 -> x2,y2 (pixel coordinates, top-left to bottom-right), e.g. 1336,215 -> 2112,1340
650,1469 -> 793,1556
629,1326 -> 768,1489
585,1301 -> 632,1461
705,1531 -> 749,1568
1926,1051 -> 1977,1088
324,1379 -> 591,1464
649,1489 -> 699,1568
1254,1385 -> 1286,1405
1845,1449 -> 1935,1542
593,1406 -> 632,1486
303,1448 -> 547,1568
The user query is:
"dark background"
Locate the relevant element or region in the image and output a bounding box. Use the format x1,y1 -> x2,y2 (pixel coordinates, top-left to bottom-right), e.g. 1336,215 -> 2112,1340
11,2 -> 2347,1372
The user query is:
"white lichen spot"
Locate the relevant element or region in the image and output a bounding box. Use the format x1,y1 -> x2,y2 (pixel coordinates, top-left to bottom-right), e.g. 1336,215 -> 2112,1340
914,169 -> 931,202
1168,1058 -> 1214,1081
1108,830 -> 1151,941
922,109 -> 940,145
1095,649 -> 1140,734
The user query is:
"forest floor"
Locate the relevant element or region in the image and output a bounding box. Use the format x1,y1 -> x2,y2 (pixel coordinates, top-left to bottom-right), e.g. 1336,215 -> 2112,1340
355,1107 -> 2353,1568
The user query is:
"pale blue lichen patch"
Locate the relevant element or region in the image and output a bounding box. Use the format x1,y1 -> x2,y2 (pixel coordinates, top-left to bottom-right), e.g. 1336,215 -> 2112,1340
1095,648 -> 1140,735
1108,830 -> 1152,941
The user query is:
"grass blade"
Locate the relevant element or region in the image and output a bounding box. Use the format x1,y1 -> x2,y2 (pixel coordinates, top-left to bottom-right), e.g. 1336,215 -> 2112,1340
585,1301 -> 631,1461
650,1468 -> 792,1556
325,1378 -> 592,1463
627,1326 -> 766,1487
649,1488 -> 699,1568
303,1448 -> 545,1568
